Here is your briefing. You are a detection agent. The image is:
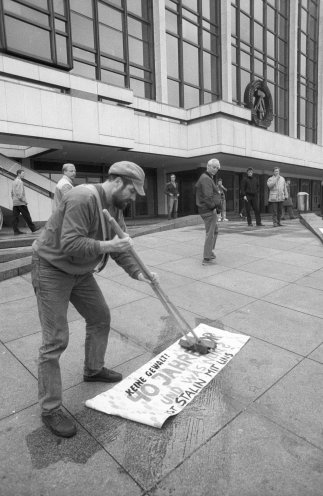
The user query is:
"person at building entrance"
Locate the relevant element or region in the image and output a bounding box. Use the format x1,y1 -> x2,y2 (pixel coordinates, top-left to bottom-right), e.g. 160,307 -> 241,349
216,178 -> 228,221
267,167 -> 288,227
11,169 -> 40,235
31,161 -> 158,438
195,158 -> 222,265
241,167 -> 264,227
54,163 -> 76,209
164,174 -> 179,220
281,178 -> 296,220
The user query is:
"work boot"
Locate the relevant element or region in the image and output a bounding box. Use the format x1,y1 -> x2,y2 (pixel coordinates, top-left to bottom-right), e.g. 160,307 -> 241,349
42,409 -> 77,438
14,230 -> 24,235
84,367 -> 122,383
31,226 -> 41,233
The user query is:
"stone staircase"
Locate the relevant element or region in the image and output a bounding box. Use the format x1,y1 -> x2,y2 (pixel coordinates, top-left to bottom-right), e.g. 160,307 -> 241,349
0,229 -> 36,281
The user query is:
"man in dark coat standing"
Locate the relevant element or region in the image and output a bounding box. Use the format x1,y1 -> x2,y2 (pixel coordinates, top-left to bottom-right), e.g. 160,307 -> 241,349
195,158 -> 222,265
164,174 -> 179,220
240,167 -> 263,227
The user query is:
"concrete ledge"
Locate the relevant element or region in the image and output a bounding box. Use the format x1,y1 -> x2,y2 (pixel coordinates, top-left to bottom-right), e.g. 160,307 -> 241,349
128,215 -> 204,238
0,256 -> 32,281
299,212 -> 323,244
0,246 -> 33,263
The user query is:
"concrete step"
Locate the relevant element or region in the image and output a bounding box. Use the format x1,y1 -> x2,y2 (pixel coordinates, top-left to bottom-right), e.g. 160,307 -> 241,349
0,246 -> 33,263
0,256 -> 32,281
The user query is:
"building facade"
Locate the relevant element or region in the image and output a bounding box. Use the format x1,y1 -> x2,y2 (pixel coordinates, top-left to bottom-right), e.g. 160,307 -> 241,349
0,0 -> 322,221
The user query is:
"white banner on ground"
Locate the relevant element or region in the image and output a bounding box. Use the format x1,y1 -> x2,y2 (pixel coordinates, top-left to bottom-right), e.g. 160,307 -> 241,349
86,324 -> 249,428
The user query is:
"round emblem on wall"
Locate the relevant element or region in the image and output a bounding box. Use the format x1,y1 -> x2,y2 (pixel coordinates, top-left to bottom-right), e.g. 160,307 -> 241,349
244,80 -> 273,128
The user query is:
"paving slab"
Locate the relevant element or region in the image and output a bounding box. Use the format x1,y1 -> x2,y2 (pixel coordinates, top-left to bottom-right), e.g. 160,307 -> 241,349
191,250 -> 261,269
308,344 -> 323,364
0,275 -> 34,304
95,275 -> 149,308
292,241 -> 323,258
109,266 -> 195,295
221,300 -> 323,355
201,268 -> 288,297
238,258 -> 314,282
263,284 -> 323,319
270,250 -> 323,270
134,247 -> 186,265
110,296 -> 206,353
6,323 -> 146,389
295,268 -> 323,291
158,256 -> 230,279
0,343 -> 38,419
203,335 -> 301,407
253,358 -> 323,449
0,295 -> 80,343
149,409 -> 323,496
0,404 -> 143,496
166,281 -> 254,320
65,361 -> 243,491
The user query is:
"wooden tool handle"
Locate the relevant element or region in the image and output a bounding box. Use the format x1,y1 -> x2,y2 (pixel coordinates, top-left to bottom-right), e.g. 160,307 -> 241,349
102,209 -> 198,340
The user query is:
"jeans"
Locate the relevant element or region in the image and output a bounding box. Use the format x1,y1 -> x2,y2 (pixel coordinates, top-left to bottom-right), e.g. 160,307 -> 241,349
201,210 -> 218,259
244,196 -> 261,225
32,254 -> 110,414
282,205 -> 296,219
167,196 -> 178,219
12,205 -> 36,232
220,197 -> 226,220
270,201 -> 283,225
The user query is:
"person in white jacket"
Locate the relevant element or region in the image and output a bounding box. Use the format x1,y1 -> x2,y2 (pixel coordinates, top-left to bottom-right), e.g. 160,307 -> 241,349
53,163 -> 76,209
267,167 -> 288,227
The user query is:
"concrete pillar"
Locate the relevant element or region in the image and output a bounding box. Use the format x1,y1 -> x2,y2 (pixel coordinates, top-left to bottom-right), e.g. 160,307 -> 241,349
153,0 -> 168,103
288,1 -> 298,138
317,0 -> 323,145
157,167 -> 167,215
221,0 -> 232,103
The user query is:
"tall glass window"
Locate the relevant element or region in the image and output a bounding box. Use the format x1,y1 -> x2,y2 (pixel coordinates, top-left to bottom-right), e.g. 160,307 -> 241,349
0,0 -> 72,68
166,0 -> 221,109
70,0 -> 155,99
297,0 -> 319,143
231,0 -> 289,134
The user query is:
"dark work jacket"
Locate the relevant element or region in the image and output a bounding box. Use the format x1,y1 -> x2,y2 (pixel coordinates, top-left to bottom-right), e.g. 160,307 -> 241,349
241,175 -> 259,197
164,181 -> 179,196
195,172 -> 222,214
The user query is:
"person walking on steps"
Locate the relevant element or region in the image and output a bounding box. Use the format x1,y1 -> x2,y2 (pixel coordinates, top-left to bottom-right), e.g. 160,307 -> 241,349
240,167 -> 264,227
217,178 -> 228,221
54,163 -> 76,209
195,158 -> 222,265
11,169 -> 40,235
31,161 -> 158,438
281,179 -> 296,220
164,174 -> 179,220
267,167 -> 288,227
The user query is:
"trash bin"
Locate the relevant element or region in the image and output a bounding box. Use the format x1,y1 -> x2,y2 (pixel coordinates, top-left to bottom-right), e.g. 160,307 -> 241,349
297,192 -> 309,212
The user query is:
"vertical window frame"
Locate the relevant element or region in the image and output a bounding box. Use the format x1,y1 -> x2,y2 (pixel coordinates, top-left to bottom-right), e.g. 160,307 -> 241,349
165,0 -> 221,109
0,0 -> 73,69
231,0 -> 289,135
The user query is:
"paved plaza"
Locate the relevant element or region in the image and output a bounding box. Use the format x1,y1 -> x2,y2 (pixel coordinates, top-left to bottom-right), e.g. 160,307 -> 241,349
0,218 -> 323,496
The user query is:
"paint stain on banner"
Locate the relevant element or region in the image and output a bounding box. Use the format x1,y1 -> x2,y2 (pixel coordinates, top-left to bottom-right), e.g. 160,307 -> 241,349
86,324 -> 250,428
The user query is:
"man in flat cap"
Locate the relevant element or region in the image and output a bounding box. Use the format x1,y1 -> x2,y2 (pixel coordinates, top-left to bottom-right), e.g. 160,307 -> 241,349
32,161 -> 157,438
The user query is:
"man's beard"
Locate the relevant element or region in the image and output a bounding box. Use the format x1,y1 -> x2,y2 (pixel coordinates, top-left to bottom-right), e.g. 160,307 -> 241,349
111,190 -> 131,210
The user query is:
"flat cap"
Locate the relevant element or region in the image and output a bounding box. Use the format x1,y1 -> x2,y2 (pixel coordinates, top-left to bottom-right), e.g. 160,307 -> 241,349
109,161 -> 145,196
